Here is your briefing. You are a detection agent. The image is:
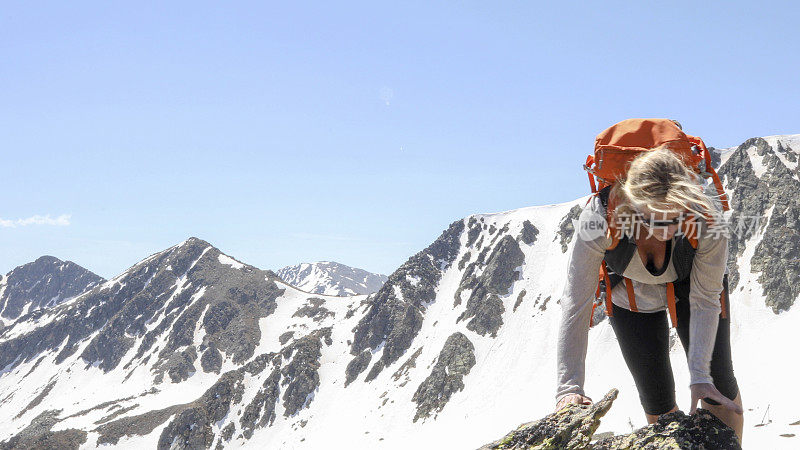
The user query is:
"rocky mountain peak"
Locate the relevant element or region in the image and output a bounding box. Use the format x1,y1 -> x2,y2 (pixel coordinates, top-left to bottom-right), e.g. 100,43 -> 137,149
0,255 -> 104,323
276,260 -> 388,296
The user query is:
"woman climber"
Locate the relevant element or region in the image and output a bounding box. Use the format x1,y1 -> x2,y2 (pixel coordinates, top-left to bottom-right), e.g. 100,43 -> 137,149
554,119 -> 744,444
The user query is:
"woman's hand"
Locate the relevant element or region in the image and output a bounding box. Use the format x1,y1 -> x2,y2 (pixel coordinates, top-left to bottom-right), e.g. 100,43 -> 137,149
555,393 -> 593,412
689,383 -> 743,415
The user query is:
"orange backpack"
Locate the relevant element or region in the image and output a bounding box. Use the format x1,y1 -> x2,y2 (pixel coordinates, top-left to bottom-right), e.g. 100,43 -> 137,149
582,118 -> 731,326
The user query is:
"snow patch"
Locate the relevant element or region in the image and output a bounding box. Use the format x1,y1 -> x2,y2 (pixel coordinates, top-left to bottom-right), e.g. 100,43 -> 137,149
218,254 -> 245,270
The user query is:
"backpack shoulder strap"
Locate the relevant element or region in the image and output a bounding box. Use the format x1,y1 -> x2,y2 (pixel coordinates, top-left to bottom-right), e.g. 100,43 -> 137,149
597,184 -> 612,210
672,236 -> 697,281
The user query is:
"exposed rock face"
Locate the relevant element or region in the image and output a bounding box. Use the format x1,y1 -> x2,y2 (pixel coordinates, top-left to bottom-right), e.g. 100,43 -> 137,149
411,332 -> 476,422
456,235 -> 525,337
157,371 -> 246,449
280,327 -> 331,417
593,409 -> 741,449
466,217 -> 483,247
348,219 -> 464,382
718,138 -> 772,291
292,297 -> 335,322
556,205 -> 583,253
478,389 -> 741,449
708,146 -> 723,169
0,256 -> 104,322
344,350 -> 372,387
518,220 -> 540,246
479,389 -> 617,449
0,410 -> 87,450
276,261 -> 388,296
718,137 -> 800,311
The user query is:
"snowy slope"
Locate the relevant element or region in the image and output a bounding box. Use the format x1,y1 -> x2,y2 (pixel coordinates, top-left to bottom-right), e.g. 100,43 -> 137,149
1,134 -> 799,449
276,261 -> 388,296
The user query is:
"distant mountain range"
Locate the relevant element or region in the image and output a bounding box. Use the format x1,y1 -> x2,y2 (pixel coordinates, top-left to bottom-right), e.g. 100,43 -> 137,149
276,261 -> 388,296
0,133 -> 798,448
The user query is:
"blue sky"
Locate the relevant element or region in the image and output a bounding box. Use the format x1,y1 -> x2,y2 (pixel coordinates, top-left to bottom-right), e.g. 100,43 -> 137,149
2,1 -> 799,279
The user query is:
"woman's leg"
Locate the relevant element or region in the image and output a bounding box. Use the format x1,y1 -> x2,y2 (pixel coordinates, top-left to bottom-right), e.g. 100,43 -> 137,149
608,302 -> 677,421
675,273 -> 743,444
645,405 -> 679,424
701,391 -> 743,443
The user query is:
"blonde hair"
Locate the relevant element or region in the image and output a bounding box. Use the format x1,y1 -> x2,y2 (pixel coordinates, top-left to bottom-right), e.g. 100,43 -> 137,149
608,148 -> 724,229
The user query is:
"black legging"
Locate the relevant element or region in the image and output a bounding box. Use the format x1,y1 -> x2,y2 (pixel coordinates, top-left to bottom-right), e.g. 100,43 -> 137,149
608,274 -> 739,415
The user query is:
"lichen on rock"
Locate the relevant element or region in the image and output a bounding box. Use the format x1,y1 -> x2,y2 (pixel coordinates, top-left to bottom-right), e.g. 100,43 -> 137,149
477,388 -> 741,450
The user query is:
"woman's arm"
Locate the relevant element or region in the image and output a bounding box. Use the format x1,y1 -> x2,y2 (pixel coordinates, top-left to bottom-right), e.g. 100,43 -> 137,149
686,218 -> 728,387
555,195 -> 608,404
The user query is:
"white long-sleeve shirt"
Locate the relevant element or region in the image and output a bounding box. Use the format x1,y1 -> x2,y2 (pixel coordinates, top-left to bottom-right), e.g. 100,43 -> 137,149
555,193 -> 728,403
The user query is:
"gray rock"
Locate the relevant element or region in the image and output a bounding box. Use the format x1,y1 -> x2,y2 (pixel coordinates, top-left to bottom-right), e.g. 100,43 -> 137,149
157,371 -> 246,449
466,217 -> 482,248
292,298 -> 335,322
200,345 -> 223,374
518,220 -> 540,246
556,205 -> 583,253
477,389 -> 741,449
457,235 -> 525,337
344,349 -> 372,387
478,389 -> 617,449
411,332 -> 476,422
280,328 -> 331,416
513,289 -> 526,312
0,410 -> 87,450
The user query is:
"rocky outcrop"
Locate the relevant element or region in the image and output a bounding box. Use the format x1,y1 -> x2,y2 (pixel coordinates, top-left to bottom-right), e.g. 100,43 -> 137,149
157,371 -> 246,450
466,217 -> 483,248
411,332 -> 476,422
348,219 -> 464,382
456,235 -> 525,337
555,205 -> 583,253
479,389 -> 617,449
0,410 -> 87,450
293,297 -> 335,322
477,389 -> 740,449
280,327 -> 331,417
344,350 -> 372,387
594,409 -> 741,449
518,220 -> 539,246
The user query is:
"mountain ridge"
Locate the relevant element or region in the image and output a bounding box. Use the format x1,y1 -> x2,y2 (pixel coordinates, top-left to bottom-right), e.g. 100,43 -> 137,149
1,133 -> 798,448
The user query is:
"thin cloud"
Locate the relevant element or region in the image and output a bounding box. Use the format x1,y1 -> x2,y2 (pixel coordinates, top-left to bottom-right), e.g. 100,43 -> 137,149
0,214 -> 71,228
379,86 -> 394,106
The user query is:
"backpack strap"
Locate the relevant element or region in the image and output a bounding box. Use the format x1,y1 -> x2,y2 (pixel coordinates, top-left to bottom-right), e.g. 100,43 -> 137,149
672,236 -> 697,281
624,277 -> 638,312
600,261 -> 613,317
720,272 -> 729,319
666,281 -> 678,327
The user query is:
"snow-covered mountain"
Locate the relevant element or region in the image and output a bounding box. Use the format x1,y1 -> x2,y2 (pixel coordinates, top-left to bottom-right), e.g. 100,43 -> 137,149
276,261 -> 388,296
1,134 -> 798,449
0,256 -> 104,327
